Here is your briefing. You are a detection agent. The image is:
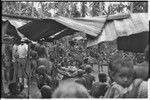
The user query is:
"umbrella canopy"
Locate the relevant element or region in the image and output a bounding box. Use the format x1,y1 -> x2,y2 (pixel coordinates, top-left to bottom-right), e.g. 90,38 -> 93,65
87,13 -> 149,53
2,13 -> 148,53
2,20 -> 21,40
17,16 -> 106,41
2,18 -> 27,28
2,13 -> 129,42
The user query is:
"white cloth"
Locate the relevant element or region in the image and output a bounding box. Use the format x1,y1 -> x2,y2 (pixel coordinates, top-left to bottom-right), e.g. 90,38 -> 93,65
12,44 -> 18,62
111,82 -> 133,98
110,81 -> 148,98
17,43 -> 28,58
137,81 -> 148,98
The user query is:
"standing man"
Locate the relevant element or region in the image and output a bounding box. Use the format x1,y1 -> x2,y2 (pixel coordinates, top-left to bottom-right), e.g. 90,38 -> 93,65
12,40 -> 20,82
17,40 -> 28,88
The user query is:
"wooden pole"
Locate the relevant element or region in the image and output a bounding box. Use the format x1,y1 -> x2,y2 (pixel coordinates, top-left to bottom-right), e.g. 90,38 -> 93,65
31,2 -> 34,17
28,43 -> 31,98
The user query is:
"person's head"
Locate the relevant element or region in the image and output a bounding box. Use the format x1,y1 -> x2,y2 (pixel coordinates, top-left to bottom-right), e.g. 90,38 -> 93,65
98,73 -> 107,83
91,83 -> 108,98
37,46 -> 47,57
30,43 -> 36,50
52,82 -> 90,98
109,55 -> 135,88
77,69 -> 84,77
40,85 -> 52,98
85,65 -> 92,74
144,45 -> 149,63
8,82 -> 21,95
19,82 -> 24,92
37,65 -> 47,75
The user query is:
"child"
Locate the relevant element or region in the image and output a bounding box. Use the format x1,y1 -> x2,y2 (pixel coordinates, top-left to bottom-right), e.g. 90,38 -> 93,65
19,82 -> 27,98
90,73 -> 109,98
104,55 -> 148,98
36,65 -> 53,90
40,85 -> 52,98
75,69 -> 86,87
83,65 -> 95,91
36,65 -> 59,91
52,82 -> 90,98
5,82 -> 24,98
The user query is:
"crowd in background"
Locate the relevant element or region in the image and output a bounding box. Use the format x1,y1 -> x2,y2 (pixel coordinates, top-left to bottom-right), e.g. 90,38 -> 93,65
1,38 -> 149,98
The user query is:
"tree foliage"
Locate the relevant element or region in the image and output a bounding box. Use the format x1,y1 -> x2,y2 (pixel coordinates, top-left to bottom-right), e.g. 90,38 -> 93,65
2,1 -> 147,65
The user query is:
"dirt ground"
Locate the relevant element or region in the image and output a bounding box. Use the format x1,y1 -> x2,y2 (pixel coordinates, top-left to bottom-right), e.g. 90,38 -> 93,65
3,65 -> 108,98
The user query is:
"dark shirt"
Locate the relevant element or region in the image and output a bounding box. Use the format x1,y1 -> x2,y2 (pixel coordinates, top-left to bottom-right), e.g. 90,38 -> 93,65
91,82 -> 108,98
30,50 -> 37,60
75,77 -> 86,87
37,57 -> 52,74
83,74 -> 95,90
37,74 -> 52,89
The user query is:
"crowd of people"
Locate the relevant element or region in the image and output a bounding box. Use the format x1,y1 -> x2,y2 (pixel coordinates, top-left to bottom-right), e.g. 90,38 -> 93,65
1,38 -> 149,98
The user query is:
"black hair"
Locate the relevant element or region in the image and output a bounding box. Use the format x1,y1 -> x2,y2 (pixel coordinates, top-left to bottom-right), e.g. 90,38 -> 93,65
19,82 -> 24,92
40,85 -> 52,98
8,82 -> 20,94
85,65 -> 92,73
37,45 -> 47,57
77,70 -> 84,77
98,73 -> 107,83
30,43 -> 36,50
109,54 -> 134,73
91,83 -> 108,98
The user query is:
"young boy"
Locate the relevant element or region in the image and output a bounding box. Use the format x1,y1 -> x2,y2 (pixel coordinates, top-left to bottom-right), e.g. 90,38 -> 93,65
83,65 -> 95,91
36,65 -> 53,90
91,73 -> 109,98
40,85 -> 52,98
36,65 -> 59,91
104,55 -> 148,98
5,82 -> 24,98
75,69 -> 86,87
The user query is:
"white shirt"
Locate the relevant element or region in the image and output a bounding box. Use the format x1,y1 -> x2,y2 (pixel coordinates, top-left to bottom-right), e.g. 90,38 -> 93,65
110,80 -> 148,98
12,44 -> 18,62
17,43 -> 28,58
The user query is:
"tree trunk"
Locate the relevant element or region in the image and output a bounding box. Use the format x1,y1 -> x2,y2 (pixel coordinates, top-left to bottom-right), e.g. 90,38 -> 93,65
130,2 -> 133,13
31,2 -> 34,17
18,2 -> 22,15
40,2 -> 43,18
99,2 -> 104,15
81,2 -> 86,17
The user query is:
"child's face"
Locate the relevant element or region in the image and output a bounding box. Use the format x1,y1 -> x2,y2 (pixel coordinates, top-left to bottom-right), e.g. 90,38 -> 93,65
112,67 -> 134,88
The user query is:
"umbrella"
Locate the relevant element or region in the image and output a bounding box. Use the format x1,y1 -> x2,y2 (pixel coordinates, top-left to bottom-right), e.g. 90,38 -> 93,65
2,13 -> 148,53
2,20 -> 21,40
